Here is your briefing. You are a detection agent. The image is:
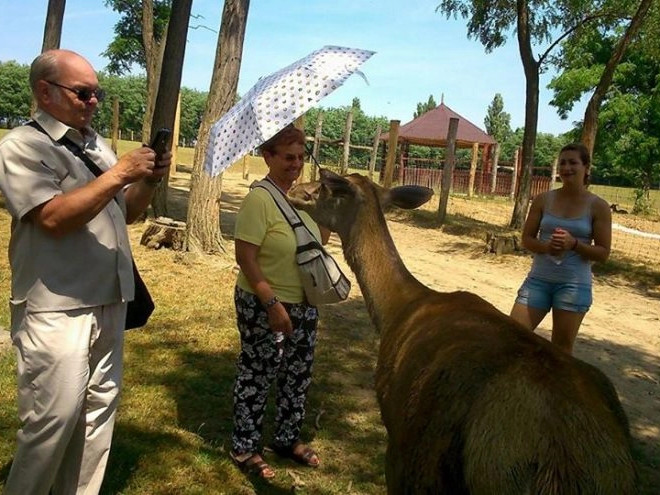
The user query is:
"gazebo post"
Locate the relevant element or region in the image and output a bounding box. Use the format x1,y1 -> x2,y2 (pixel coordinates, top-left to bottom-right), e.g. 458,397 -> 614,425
383,120 -> 400,188
468,142 -> 479,197
490,143 -> 500,194
438,117 -> 459,224
479,143 -> 490,194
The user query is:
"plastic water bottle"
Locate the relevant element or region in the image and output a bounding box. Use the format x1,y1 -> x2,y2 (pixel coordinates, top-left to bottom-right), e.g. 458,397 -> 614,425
274,332 -> 284,358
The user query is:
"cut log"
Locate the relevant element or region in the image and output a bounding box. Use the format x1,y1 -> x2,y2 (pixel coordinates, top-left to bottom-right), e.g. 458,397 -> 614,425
485,232 -> 521,255
140,216 -> 186,250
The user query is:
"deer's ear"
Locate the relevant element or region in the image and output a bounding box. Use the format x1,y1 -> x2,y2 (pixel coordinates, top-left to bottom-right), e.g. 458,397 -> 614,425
386,185 -> 434,210
319,168 -> 353,197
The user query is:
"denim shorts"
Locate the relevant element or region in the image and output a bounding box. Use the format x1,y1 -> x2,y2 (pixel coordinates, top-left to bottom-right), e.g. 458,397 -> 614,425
515,277 -> 592,313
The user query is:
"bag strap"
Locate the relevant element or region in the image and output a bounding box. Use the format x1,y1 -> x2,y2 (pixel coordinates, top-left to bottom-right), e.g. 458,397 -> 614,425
25,120 -> 118,204
252,177 -> 326,252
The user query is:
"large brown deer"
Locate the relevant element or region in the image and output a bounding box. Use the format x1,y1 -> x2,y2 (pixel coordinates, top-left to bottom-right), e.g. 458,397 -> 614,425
289,170 -> 636,494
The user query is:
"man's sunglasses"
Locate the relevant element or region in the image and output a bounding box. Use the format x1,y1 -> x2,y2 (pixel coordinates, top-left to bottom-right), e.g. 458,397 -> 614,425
46,80 -> 106,102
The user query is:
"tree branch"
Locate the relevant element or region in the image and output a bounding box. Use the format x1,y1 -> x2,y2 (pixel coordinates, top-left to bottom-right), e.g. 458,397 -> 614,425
538,11 -> 622,65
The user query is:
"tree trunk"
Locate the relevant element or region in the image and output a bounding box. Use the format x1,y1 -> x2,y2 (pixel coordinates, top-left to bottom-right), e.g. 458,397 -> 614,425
150,0 -> 193,218
41,0 -> 66,51
510,0 -> 540,229
185,0 -> 251,254
581,0 -> 653,155
141,0 -> 168,143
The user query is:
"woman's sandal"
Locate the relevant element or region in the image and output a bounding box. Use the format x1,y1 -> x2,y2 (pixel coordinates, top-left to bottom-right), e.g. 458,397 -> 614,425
230,451 -> 276,479
269,441 -> 320,468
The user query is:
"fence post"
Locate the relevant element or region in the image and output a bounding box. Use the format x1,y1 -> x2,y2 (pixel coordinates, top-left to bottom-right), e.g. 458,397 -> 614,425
490,143 -> 500,194
383,120 -> 400,188
550,157 -> 558,190
311,112 -> 324,181
438,117 -> 459,224
510,147 -> 520,201
468,142 -> 479,197
111,97 -> 119,154
341,107 -> 354,174
368,124 -> 381,181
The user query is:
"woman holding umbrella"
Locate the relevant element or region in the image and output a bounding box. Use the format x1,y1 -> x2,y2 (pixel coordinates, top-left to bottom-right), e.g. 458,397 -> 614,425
230,124 -> 329,479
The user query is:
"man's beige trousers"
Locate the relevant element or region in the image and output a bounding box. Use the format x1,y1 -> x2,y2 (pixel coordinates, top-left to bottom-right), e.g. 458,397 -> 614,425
3,302 -> 126,495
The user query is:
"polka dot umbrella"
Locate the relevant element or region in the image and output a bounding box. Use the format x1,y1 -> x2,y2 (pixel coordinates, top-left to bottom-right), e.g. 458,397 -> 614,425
204,45 -> 375,177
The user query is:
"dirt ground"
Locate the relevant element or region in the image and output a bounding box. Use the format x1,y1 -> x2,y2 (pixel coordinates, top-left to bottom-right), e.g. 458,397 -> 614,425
2,168 -> 657,487
213,171 -> 660,487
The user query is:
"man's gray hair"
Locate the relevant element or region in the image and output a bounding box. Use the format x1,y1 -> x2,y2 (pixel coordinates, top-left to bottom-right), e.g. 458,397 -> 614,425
29,51 -> 60,93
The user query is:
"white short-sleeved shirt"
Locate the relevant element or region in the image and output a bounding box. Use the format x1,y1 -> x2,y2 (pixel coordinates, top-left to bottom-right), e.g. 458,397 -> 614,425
0,109 -> 134,312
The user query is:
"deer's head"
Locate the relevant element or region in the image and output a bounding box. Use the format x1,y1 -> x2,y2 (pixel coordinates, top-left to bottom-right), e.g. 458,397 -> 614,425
289,169 -> 433,237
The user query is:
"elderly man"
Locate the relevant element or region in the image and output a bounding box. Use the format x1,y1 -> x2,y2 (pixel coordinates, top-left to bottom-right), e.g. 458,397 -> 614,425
0,50 -> 170,494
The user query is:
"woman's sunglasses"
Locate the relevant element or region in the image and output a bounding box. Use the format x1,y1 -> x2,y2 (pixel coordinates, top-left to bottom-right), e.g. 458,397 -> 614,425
46,80 -> 106,102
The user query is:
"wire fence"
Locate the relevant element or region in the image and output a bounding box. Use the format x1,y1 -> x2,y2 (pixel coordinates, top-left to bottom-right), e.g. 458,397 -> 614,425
444,194 -> 660,265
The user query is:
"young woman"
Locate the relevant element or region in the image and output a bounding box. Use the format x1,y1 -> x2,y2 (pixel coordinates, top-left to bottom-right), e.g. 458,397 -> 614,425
230,125 -> 328,479
510,143 -> 612,354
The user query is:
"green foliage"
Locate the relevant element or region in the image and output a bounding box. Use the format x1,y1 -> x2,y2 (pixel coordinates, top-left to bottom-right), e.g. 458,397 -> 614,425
436,0 -> 591,54
102,0 -> 171,74
179,87 -> 208,146
0,61 -> 31,127
414,95 -> 438,118
499,127 -> 569,169
94,73 -> 148,138
484,93 -> 511,144
550,1 -> 660,190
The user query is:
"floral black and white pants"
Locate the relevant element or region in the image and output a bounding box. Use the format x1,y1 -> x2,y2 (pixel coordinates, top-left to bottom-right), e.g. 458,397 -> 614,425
231,286 -> 318,455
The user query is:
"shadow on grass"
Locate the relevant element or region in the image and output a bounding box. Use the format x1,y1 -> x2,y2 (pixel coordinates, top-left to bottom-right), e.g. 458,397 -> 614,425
95,297 -> 384,494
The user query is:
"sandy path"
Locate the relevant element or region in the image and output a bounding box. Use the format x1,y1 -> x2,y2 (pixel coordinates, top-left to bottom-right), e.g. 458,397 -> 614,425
219,172 -> 660,487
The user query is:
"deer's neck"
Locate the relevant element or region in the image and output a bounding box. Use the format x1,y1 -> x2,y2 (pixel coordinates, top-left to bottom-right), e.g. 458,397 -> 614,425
341,209 -> 429,336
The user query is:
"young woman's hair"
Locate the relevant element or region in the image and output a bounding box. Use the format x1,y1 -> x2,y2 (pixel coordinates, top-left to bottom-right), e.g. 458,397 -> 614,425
259,124 -> 306,155
560,142 -> 591,185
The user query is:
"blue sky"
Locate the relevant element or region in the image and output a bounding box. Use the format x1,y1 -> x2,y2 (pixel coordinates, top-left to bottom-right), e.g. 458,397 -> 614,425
0,0 -> 586,135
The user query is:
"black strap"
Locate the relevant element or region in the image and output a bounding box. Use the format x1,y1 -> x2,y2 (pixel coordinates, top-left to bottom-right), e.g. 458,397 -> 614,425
26,120 -> 105,177
25,120 -> 118,203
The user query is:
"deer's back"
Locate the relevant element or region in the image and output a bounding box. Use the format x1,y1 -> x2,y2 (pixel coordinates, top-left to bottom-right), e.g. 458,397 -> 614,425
375,291 -> 636,494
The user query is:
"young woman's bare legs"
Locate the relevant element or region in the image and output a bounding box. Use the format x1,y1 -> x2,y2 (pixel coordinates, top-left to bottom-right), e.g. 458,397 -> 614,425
551,308 -> 586,354
510,302 -> 547,331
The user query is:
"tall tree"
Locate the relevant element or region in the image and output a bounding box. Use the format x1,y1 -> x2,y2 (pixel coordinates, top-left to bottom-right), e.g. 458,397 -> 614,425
579,0 -> 654,154
185,0 -> 251,254
149,0 -> 193,217
103,0 -> 170,142
42,0 -> 66,51
551,5 -> 660,210
436,0 -> 625,228
484,93 -> 512,144
414,94 -> 438,118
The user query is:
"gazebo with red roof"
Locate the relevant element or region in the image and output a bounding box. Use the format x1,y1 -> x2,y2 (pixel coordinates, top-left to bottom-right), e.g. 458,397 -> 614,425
380,101 -> 499,194
382,102 -> 496,149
